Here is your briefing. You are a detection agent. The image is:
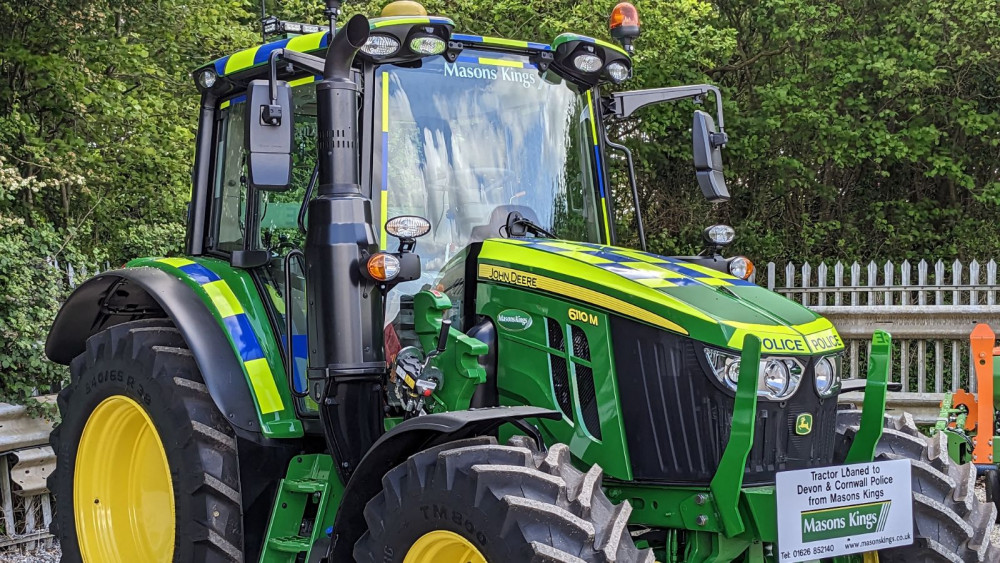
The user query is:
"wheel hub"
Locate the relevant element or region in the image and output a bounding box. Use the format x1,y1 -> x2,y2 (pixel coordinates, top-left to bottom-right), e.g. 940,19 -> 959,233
74,395 -> 175,562
404,530 -> 487,563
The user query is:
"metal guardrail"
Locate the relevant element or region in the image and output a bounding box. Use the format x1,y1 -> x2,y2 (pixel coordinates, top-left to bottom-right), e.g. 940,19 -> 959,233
840,391 -> 945,427
0,398 -> 56,550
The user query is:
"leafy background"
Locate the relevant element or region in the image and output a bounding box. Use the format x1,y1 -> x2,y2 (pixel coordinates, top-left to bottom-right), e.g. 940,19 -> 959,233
1,0 -> 998,405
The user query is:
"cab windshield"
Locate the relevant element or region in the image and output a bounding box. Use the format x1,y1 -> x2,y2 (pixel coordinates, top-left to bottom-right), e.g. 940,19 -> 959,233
377,50 -> 604,274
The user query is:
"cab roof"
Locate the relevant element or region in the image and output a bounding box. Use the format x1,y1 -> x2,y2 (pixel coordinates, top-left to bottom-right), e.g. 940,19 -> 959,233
202,16 -> 552,79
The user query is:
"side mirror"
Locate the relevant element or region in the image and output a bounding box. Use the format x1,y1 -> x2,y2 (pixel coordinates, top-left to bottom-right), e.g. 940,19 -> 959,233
692,109 -> 730,203
245,79 -> 294,192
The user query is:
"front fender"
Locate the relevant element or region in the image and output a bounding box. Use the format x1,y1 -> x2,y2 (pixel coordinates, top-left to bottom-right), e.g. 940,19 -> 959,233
328,406 -> 560,560
47,267 -> 264,437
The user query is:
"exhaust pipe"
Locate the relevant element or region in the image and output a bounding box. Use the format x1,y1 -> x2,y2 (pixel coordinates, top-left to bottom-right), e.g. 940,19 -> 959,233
305,14 -> 382,479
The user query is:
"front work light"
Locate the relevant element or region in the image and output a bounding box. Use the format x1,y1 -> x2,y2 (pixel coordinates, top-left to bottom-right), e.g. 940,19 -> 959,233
410,35 -> 446,56
363,34 -> 401,58
385,215 -> 431,239
704,224 -> 736,246
606,61 -> 630,83
573,52 -> 604,73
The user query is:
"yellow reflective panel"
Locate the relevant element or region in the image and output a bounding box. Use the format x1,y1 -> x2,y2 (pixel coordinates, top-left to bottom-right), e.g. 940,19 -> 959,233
75,395 -> 174,563
404,530 -> 487,563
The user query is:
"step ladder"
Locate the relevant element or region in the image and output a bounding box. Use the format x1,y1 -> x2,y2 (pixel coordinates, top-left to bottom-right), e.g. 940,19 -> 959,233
259,454 -> 342,563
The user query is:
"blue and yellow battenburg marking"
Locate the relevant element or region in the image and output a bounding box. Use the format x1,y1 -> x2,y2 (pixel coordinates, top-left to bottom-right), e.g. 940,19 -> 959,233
506,239 -> 756,289
380,71 -> 390,248
155,258 -> 284,414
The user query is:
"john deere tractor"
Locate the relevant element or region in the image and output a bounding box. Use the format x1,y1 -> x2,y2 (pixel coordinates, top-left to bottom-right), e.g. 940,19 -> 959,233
45,1 -> 998,561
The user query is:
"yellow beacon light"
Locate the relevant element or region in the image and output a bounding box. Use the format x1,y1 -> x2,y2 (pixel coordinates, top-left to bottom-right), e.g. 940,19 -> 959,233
381,1 -> 428,17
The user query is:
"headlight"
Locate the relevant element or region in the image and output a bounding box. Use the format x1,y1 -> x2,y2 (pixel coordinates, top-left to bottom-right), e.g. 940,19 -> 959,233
815,356 -> 840,397
606,61 -> 630,83
704,348 -> 804,400
573,53 -> 603,73
409,35 -> 446,56
362,34 -> 401,58
704,348 -> 741,392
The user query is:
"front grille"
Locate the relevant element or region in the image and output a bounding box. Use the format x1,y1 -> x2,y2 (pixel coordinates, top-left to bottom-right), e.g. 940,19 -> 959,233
611,316 -> 837,485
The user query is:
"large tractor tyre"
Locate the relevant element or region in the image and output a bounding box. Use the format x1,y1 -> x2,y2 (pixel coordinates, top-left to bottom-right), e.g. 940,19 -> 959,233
49,319 -> 244,563
835,410 -> 999,562
354,436 -> 654,563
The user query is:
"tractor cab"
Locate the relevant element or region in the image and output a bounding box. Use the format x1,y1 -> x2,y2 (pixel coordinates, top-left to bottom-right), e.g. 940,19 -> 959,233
189,1 -> 733,403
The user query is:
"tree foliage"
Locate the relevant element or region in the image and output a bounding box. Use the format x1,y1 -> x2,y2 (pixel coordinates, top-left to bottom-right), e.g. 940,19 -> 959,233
1,0 -> 999,403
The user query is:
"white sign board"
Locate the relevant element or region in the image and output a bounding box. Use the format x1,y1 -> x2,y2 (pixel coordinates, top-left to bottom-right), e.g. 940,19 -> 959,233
775,459 -> 913,562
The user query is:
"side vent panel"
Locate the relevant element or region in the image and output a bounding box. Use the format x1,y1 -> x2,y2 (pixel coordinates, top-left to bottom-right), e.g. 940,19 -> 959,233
547,318 -> 572,419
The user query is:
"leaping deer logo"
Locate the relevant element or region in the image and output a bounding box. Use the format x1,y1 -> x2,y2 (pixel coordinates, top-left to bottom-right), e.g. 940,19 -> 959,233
796,413 -> 813,435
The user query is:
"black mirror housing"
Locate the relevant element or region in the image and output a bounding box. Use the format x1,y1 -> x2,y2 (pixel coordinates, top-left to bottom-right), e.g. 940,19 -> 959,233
692,109 -> 730,203
245,79 -> 294,192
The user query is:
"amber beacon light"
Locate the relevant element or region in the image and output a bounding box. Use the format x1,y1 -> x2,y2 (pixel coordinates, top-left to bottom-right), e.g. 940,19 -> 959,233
609,2 -> 641,53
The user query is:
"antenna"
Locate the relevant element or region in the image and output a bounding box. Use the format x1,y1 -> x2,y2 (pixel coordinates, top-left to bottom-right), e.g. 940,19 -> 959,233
260,0 -> 268,43
324,0 -> 344,34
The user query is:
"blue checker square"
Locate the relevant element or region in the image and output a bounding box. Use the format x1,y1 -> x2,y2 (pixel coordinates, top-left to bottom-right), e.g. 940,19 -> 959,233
222,314 -> 266,363
178,262 -> 221,284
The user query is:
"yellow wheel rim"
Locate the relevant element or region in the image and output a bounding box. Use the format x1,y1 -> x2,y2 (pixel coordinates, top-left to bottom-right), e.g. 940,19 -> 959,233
74,395 -> 175,563
404,530 -> 487,563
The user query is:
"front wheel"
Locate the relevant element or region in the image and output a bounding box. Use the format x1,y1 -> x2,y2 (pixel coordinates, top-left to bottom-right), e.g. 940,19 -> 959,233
835,410 -> 999,562
49,320 -> 245,562
354,436 -> 654,562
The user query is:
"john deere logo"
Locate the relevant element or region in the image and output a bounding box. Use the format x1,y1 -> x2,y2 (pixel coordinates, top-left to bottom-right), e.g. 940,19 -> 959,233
497,309 -> 532,332
796,413 -> 813,435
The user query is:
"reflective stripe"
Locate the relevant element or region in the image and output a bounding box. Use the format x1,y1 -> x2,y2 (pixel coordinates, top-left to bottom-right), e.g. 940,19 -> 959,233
155,258 -> 285,414
244,358 -> 284,414
225,47 -> 258,75
202,280 -> 244,318
380,71 -> 390,249
477,57 -> 524,68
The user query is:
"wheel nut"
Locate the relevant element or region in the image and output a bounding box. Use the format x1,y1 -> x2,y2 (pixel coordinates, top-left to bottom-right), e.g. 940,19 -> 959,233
696,515 -> 708,526
694,493 -> 708,505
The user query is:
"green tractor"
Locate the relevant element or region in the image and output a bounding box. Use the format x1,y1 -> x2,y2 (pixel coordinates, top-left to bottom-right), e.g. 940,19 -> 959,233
44,1 -> 997,561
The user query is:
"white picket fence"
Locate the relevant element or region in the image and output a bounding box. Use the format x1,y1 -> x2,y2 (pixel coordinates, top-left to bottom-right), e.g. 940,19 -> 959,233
764,259 -> 1000,395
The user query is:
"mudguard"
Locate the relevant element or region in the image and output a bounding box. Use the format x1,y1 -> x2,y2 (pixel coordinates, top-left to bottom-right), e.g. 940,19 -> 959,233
46,267 -> 263,437
328,406 -> 561,560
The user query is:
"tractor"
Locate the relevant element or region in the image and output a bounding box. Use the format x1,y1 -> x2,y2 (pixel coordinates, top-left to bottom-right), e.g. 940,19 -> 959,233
44,0 -> 998,561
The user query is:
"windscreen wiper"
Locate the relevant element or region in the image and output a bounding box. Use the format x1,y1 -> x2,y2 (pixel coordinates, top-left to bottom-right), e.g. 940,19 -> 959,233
505,211 -> 555,239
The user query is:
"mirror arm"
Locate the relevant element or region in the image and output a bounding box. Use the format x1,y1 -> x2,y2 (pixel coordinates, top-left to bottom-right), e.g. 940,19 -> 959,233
267,48 -> 327,104
612,84 -> 726,135
602,134 -> 646,252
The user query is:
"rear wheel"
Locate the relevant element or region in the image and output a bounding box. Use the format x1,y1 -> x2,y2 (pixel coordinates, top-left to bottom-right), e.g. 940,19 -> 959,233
50,320 -> 244,562
354,436 -> 654,562
835,410 -> 999,562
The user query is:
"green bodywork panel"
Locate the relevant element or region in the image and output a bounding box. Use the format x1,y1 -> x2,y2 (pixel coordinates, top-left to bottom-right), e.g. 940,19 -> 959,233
413,289 -> 488,411
478,282 -> 633,480
128,256 -> 303,438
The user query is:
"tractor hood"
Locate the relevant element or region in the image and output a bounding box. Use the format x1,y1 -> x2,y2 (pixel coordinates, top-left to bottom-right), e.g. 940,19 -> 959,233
476,239 -> 844,355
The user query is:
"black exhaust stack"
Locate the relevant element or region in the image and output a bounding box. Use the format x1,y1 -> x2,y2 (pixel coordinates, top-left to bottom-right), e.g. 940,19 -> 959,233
305,14 -> 381,480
